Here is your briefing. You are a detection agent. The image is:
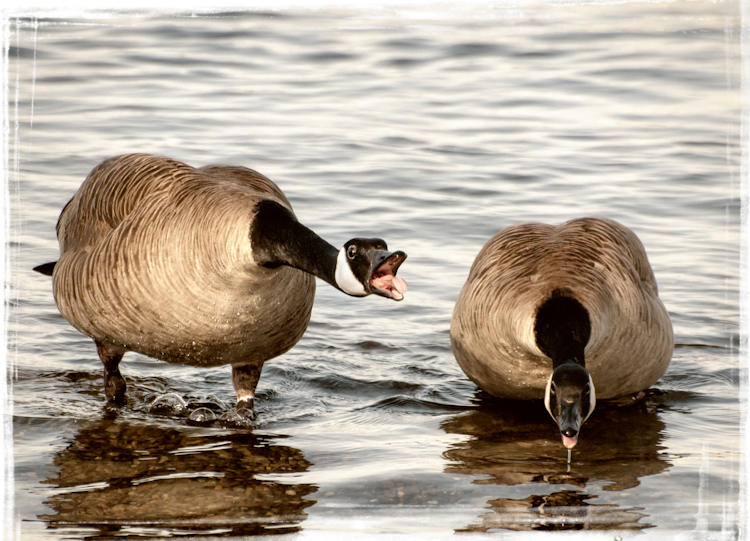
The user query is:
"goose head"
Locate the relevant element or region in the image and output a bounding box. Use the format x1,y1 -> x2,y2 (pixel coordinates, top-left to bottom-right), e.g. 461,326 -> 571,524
335,239 -> 408,301
544,362 -> 596,449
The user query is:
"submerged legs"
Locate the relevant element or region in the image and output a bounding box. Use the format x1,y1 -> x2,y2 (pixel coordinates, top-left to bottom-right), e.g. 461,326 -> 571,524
95,340 -> 127,405
92,343 -> 262,416
232,363 -> 262,411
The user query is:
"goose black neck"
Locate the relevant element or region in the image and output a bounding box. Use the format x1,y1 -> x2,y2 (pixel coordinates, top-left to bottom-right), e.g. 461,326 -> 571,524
534,292 -> 591,369
250,199 -> 339,288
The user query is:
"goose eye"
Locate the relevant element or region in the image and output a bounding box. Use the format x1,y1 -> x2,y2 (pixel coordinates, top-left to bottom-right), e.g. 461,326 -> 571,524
550,383 -> 556,396
347,245 -> 357,259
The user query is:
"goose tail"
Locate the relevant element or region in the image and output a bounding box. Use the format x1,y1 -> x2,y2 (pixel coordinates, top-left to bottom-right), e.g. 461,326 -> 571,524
33,261 -> 57,276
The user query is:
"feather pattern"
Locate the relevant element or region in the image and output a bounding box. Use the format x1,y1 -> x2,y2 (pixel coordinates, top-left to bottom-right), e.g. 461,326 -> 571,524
450,217 -> 673,400
52,153 -> 314,368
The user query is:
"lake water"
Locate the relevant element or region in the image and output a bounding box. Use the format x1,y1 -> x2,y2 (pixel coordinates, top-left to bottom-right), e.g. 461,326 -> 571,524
3,1 -> 745,539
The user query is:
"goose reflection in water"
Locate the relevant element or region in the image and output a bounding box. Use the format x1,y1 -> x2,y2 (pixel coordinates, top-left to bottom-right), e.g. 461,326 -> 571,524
39,417 -> 316,537
441,390 -> 673,533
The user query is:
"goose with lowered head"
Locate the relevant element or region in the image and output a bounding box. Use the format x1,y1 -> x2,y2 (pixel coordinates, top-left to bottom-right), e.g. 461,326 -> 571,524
450,217 -> 672,449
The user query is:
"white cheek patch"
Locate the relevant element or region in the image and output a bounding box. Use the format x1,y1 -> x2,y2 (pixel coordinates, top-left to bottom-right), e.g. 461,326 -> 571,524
334,248 -> 367,297
544,373 -> 554,419
584,373 -> 596,422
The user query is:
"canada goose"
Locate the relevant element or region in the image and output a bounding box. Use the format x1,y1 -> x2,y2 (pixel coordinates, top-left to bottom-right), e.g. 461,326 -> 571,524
34,153 -> 408,410
450,217 -> 673,448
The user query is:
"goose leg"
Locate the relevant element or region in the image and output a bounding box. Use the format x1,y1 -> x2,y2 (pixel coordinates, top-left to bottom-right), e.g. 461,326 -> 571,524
95,340 -> 127,405
232,363 -> 262,411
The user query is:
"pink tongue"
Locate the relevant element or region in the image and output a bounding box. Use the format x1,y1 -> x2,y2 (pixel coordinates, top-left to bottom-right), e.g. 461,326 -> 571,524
562,435 -> 578,449
371,274 -> 408,298
392,275 -> 408,294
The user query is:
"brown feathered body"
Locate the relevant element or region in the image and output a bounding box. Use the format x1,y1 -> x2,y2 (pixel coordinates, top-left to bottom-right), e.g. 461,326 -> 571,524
52,153 -> 315,368
450,217 -> 673,400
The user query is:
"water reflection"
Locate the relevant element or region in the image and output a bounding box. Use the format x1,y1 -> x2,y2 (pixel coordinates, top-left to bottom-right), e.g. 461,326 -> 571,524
455,490 -> 650,533
442,391 -> 672,532
39,416 -> 316,537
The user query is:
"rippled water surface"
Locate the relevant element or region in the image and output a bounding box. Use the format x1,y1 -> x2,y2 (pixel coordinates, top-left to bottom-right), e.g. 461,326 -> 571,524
5,2 -> 743,539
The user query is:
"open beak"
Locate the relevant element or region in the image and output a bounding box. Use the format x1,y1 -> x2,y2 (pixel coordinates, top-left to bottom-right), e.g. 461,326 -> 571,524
368,250 -> 408,301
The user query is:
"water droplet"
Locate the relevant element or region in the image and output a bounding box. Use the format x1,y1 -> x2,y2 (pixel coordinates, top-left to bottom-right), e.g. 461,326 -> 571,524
188,407 -> 216,424
148,392 -> 187,414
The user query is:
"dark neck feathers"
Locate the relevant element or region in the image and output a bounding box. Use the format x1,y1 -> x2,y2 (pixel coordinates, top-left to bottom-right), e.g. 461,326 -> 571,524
534,292 -> 591,369
250,199 -> 339,288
